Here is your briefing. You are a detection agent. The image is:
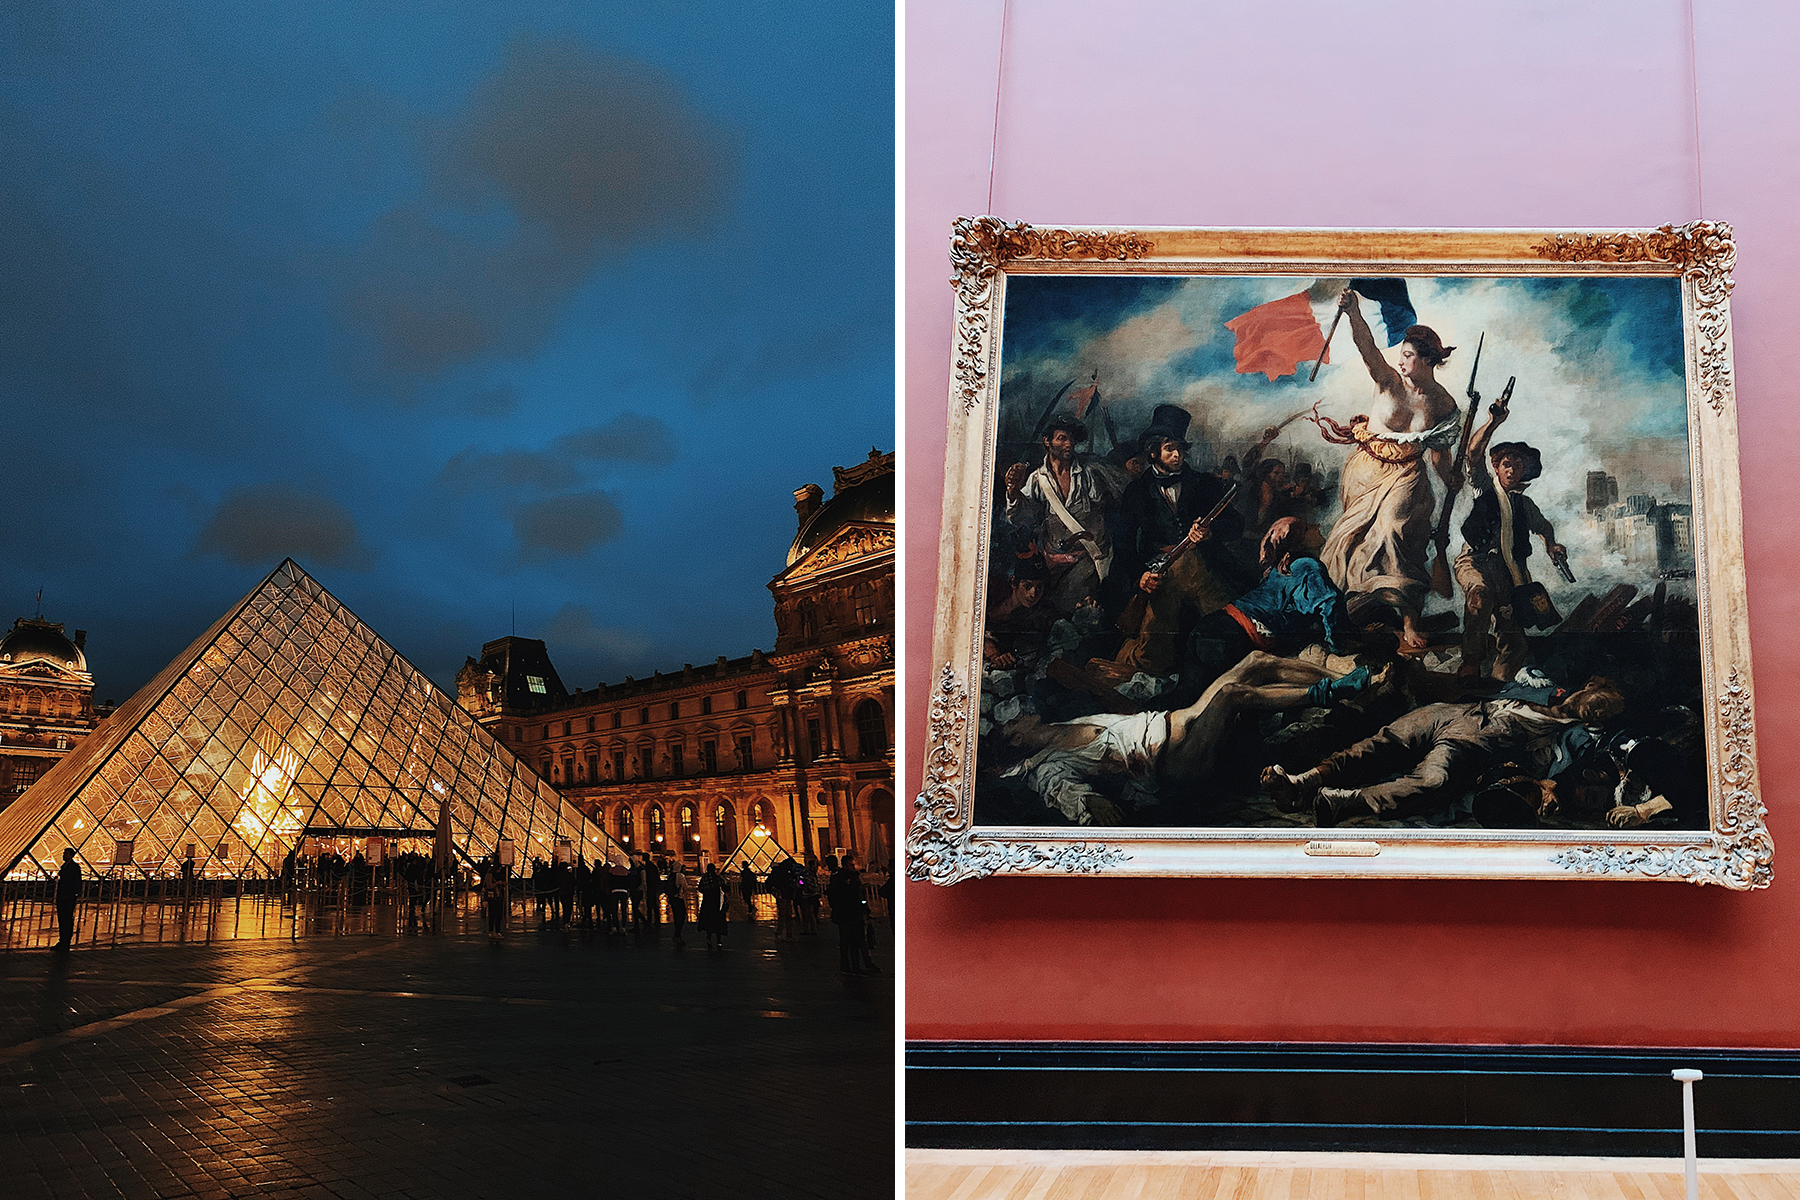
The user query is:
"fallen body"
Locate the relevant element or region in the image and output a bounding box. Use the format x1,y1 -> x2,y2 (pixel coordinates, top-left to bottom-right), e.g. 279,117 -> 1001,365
1261,676 -> 1625,827
1002,650 -> 1377,825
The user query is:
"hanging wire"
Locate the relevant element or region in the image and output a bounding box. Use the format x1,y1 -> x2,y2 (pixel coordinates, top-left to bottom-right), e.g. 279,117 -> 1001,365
985,0 -> 1014,215
1684,0 -> 1707,218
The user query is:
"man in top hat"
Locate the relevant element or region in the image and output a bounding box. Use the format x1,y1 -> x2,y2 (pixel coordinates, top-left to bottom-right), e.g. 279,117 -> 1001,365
1454,393 -> 1564,681
1003,414 -> 1126,614
1104,404 -> 1247,676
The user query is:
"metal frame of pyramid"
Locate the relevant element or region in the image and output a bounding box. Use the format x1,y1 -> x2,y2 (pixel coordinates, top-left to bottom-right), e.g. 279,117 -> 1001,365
0,560 -> 626,881
719,826 -> 797,875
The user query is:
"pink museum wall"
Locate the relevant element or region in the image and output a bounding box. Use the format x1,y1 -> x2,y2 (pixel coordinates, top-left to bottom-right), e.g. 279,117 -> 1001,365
904,0 -> 1800,1045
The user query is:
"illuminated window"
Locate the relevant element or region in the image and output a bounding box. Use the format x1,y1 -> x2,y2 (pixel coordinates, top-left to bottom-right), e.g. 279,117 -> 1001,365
616,807 -> 633,844
12,759 -> 42,793
526,675 -> 548,695
649,806 -> 665,845
715,802 -> 736,851
679,804 -> 696,854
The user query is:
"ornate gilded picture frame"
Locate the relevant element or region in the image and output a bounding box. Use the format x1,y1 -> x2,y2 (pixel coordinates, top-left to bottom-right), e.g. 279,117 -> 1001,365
909,220 -> 1769,888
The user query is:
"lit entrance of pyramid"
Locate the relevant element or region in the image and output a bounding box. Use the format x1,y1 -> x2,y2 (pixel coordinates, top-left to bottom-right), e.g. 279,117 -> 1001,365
0,560 -> 623,886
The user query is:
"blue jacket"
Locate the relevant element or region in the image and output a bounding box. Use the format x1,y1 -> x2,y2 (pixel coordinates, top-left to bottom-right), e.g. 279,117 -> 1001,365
1230,557 -> 1353,653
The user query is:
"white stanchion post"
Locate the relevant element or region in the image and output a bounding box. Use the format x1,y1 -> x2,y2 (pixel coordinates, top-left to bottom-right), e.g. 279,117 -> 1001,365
1672,1068 -> 1703,1200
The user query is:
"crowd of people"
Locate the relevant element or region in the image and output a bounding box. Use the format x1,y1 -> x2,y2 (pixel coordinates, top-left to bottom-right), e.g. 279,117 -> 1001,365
983,291 -> 1706,833
473,851 -> 887,973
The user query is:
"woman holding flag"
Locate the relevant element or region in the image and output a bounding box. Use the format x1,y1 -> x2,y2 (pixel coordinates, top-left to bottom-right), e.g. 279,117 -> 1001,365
1313,288 -> 1463,652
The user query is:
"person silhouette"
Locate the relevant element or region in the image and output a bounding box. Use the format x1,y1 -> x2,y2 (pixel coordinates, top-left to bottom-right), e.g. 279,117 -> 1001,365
53,849 -> 81,951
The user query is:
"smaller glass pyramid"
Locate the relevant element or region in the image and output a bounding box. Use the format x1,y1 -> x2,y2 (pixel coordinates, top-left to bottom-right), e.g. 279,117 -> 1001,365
0,561 -> 624,880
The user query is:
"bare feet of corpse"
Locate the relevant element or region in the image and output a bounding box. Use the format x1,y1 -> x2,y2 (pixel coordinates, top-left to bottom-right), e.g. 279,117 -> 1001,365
1261,765 -> 1318,813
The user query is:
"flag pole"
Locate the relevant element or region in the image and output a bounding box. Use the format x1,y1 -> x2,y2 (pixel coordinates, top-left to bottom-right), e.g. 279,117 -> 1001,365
1308,306 -> 1345,383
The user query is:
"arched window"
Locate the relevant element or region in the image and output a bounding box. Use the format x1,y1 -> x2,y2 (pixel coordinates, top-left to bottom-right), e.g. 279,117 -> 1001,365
854,700 -> 887,757
679,803 -> 697,856
648,806 -> 665,848
715,802 -> 737,854
615,806 -> 633,846
750,800 -> 771,834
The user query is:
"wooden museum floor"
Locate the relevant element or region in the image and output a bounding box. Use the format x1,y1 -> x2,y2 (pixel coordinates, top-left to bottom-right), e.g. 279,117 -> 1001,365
907,1150 -> 1800,1199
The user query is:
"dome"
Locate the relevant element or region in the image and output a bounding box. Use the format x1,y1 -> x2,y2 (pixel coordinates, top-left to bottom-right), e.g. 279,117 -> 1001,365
0,618 -> 86,673
786,452 -> 895,567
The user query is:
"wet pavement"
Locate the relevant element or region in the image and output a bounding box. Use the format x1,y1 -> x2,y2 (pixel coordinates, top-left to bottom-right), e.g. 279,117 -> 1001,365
0,916 -> 893,1199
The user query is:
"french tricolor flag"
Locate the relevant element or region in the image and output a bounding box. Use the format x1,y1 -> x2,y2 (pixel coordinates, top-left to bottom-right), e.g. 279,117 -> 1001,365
1224,279 -> 1416,381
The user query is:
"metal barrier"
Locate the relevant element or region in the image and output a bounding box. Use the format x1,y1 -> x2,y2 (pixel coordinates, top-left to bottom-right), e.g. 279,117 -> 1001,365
0,867 -> 485,951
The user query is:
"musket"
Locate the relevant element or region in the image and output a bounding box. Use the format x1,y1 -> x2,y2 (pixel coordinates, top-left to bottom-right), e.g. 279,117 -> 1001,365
1428,332 -> 1485,598
1115,483 -> 1239,634
1027,378 -> 1078,447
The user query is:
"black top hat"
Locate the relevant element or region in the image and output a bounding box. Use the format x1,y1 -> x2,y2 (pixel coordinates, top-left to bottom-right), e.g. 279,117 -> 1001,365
1488,441 -> 1543,484
1138,404 -> 1192,454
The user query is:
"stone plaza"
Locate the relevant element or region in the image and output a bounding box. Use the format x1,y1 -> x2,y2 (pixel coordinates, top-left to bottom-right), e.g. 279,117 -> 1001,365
0,918 -> 892,1199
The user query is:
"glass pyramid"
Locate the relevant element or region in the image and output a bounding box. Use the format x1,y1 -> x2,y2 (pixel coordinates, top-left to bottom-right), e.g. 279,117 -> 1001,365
0,560 -> 625,880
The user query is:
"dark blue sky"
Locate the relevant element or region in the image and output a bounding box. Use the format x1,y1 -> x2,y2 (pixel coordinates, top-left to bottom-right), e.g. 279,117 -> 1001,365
0,1 -> 893,702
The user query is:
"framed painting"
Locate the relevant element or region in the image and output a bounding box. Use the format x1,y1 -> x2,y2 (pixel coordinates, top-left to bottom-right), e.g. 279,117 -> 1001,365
908,220 -> 1770,888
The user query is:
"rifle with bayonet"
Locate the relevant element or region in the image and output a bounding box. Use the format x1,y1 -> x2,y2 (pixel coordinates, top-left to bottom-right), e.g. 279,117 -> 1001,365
1115,483 -> 1239,633
1429,332 -> 1485,598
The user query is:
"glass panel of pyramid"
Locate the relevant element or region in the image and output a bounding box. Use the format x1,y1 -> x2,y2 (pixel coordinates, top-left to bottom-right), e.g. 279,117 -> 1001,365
0,560 -> 626,880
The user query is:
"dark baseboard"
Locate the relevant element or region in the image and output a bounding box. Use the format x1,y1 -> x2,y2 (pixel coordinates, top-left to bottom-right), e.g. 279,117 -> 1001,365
906,1041 -> 1800,1157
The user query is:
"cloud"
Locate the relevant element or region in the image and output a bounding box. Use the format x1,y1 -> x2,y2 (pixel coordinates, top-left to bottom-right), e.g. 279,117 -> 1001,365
456,385 -> 519,417
439,412 -> 677,497
512,491 -> 625,560
554,412 -> 677,463
542,604 -> 653,660
440,448 -> 583,496
339,38 -> 736,386
536,603 -> 657,687
191,484 -> 375,570
688,315 -> 874,405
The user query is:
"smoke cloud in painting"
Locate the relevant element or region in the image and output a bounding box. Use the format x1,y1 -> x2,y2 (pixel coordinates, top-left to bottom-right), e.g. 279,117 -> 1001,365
998,274 -> 1691,614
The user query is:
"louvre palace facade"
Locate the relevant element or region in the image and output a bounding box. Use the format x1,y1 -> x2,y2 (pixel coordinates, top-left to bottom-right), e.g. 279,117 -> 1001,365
0,615 -> 108,808
455,449 -> 896,872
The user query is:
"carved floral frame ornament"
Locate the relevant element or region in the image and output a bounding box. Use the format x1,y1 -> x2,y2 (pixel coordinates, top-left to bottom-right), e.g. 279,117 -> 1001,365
908,220 -> 1769,889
